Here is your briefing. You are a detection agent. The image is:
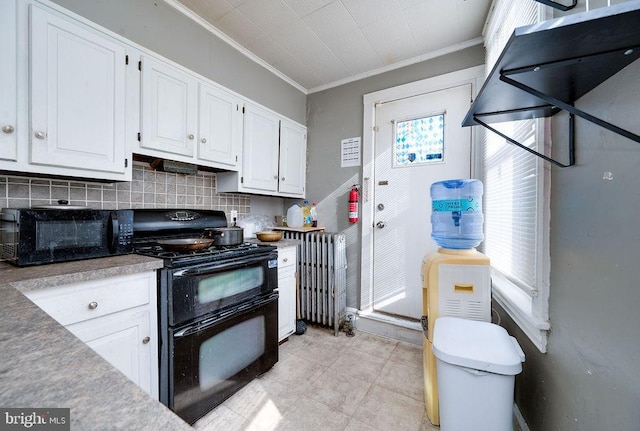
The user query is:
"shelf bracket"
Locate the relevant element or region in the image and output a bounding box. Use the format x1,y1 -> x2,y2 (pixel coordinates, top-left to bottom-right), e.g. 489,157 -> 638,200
533,0 -> 577,11
474,113 -> 575,168
500,67 -> 640,145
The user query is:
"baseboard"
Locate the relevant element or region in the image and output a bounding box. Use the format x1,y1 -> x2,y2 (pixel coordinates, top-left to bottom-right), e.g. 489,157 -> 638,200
513,403 -> 530,431
350,308 -> 422,345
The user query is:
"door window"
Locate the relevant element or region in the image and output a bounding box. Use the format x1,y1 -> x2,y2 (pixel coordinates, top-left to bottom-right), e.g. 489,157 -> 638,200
393,113 -> 445,167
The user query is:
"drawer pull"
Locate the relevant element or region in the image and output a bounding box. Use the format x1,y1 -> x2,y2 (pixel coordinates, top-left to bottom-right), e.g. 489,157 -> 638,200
142,336 -> 151,345
88,301 -> 98,310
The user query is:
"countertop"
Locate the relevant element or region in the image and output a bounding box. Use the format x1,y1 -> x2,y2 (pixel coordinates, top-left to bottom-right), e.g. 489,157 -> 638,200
247,238 -> 300,249
0,255 -> 192,430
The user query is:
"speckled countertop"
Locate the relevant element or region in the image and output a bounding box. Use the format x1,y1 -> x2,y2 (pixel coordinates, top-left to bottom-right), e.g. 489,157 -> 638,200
247,238 -> 300,249
0,255 -> 192,430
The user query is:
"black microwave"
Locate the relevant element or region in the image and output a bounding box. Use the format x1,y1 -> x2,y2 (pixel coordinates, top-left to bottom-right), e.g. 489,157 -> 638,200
0,208 -> 134,266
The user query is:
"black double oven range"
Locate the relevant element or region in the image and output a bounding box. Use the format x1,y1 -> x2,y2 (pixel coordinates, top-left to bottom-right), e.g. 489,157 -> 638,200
132,209 -> 279,424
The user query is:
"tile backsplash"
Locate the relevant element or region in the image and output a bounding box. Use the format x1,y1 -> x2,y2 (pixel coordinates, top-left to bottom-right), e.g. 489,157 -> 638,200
0,161 -> 250,221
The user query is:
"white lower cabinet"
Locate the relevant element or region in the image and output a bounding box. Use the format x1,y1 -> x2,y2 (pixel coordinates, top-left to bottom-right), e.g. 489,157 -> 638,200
277,246 -> 297,341
24,271 -> 159,399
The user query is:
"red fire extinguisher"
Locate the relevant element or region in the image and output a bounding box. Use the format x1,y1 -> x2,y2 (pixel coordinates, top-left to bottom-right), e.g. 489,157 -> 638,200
349,185 -> 359,223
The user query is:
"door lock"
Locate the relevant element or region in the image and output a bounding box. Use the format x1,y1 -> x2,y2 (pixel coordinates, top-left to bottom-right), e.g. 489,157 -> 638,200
376,221 -> 386,229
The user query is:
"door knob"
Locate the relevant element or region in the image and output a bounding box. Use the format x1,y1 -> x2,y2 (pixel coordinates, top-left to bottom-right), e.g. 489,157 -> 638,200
376,221 -> 386,229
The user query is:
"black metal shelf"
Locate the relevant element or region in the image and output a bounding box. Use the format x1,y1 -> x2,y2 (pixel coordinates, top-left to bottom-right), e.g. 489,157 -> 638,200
462,2 -> 640,167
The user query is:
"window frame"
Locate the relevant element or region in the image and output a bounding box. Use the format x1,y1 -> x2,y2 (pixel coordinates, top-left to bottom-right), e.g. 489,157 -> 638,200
480,0 -> 552,353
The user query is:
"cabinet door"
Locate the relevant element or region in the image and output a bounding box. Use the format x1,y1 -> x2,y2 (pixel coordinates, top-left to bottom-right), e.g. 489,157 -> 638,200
277,246 -> 297,341
198,83 -> 241,169
69,307 -> 157,398
29,5 -> 127,176
140,55 -> 197,157
0,0 -> 17,161
242,104 -> 280,192
279,120 -> 307,196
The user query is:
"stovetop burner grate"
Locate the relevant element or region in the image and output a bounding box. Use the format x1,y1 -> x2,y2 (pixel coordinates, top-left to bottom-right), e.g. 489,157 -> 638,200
134,242 -> 276,267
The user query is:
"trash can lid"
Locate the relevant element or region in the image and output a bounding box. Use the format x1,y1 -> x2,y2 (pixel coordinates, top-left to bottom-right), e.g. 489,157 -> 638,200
432,316 -> 525,375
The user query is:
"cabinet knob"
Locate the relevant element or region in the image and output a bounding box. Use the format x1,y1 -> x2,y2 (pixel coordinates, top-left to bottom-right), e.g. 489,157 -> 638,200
281,177 -> 285,181
201,138 -> 207,144
188,134 -> 195,140
283,257 -> 288,263
142,336 -> 151,344
34,131 -> 46,139
2,125 -> 14,134
88,301 -> 98,310
273,175 -> 278,180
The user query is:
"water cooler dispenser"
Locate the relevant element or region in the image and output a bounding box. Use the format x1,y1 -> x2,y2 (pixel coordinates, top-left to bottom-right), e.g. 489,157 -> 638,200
422,179 -> 491,426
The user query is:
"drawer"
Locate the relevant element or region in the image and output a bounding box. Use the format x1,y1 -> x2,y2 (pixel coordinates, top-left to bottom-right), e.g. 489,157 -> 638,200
25,272 -> 153,326
278,247 -> 296,268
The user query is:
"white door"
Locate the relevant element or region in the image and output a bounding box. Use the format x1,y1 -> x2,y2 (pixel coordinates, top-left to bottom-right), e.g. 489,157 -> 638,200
372,84 -> 472,319
198,83 -> 242,169
30,5 -> 127,174
140,55 -> 197,157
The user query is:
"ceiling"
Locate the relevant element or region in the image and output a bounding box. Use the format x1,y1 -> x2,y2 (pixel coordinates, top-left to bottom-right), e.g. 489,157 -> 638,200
167,0 -> 493,93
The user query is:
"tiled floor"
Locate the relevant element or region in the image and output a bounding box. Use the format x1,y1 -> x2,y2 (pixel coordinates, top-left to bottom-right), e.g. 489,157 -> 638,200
193,325 -> 436,431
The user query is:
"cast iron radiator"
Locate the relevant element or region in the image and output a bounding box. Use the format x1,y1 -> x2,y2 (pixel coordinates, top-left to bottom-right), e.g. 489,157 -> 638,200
281,231 -> 347,336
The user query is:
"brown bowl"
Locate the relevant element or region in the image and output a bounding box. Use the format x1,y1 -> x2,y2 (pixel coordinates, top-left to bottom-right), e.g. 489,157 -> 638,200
256,230 -> 283,242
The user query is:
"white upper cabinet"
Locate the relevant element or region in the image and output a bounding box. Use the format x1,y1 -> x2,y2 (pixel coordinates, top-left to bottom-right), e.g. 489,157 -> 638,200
241,103 -> 281,192
137,55 -> 241,171
198,83 -> 241,169
0,0 -> 17,162
217,103 -> 307,198
140,55 -> 197,158
29,4 -> 129,179
279,119 -> 307,196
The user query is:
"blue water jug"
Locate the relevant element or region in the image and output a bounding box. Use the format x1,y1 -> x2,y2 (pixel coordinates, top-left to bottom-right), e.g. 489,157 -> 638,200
430,179 -> 484,249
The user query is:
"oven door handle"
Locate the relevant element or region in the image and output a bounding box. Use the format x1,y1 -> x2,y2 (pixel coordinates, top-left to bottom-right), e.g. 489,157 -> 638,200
172,293 -> 278,338
172,253 -> 277,277
173,308 -> 235,338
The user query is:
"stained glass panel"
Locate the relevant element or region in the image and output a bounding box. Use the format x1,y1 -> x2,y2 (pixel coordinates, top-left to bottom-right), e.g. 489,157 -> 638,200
393,114 -> 444,167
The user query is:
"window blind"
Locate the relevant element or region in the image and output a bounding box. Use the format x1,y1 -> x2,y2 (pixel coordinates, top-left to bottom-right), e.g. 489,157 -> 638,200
481,0 -> 541,295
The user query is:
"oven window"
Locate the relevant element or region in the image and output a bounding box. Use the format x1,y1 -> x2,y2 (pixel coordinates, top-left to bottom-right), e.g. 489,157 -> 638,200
36,220 -> 102,250
198,267 -> 265,304
199,315 -> 266,391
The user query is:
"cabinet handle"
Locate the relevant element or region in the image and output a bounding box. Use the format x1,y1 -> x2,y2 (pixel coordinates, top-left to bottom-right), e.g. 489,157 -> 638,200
283,257 -> 288,263
34,131 -> 46,139
88,301 -> 98,310
188,134 -> 195,140
281,177 -> 286,181
142,336 -> 151,344
273,175 -> 279,180
2,125 -> 14,134
201,138 -> 207,143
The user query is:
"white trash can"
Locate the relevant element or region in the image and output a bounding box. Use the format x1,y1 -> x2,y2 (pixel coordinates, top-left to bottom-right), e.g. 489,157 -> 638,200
432,316 -> 525,431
